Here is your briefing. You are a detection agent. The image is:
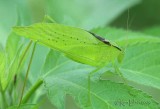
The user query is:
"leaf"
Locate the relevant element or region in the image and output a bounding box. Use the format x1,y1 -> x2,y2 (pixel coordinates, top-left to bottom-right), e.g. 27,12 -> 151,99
41,49 -> 68,75
92,27 -> 160,90
29,44 -> 49,84
0,45 -> 6,89
143,26 -> 160,37
120,43 -> 160,90
43,50 -> 159,109
7,104 -> 37,109
92,27 -> 160,47
0,32 -> 23,90
13,23 -> 122,67
46,0 -> 141,29
5,32 -> 21,65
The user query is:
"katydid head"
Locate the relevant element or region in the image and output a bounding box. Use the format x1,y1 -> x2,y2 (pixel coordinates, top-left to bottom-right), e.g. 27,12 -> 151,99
84,31 -> 124,67
117,49 -> 124,63
109,40 -> 124,63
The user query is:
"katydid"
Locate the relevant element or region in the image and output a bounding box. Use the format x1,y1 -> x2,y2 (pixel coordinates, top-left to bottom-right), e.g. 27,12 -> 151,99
13,23 -> 123,67
13,16 -> 124,106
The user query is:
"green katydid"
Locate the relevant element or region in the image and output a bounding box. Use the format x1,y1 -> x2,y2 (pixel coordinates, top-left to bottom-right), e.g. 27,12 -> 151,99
13,23 -> 123,67
13,16 -> 124,105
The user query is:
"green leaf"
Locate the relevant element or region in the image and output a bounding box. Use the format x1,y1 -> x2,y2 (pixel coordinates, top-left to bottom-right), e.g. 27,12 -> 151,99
5,32 -> 21,65
29,44 -> 49,84
41,49 -> 68,75
0,45 -> 6,90
43,50 -> 159,109
46,0 -> 141,29
92,27 -> 160,91
143,26 -> 160,37
121,43 -> 160,90
7,104 -> 37,109
13,23 -> 122,67
92,27 -> 160,47
0,32 -> 22,90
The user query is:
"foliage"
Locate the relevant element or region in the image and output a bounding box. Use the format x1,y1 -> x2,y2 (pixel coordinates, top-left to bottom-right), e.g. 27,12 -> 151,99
0,0 -> 160,109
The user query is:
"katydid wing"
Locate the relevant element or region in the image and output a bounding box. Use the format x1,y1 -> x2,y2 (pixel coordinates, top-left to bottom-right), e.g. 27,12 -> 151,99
13,23 -> 122,67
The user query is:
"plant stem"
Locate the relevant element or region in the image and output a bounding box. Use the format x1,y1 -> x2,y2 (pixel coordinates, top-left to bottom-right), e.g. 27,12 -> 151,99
21,78 -> 43,104
18,42 -> 37,106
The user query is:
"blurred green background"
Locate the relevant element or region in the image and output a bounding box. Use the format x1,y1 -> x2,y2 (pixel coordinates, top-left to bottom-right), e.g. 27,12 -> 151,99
1,0 -> 160,46
0,0 -> 160,109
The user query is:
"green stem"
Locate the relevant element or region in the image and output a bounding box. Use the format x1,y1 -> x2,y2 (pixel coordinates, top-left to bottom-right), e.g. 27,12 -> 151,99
21,79 -> 43,104
18,42 -> 37,106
